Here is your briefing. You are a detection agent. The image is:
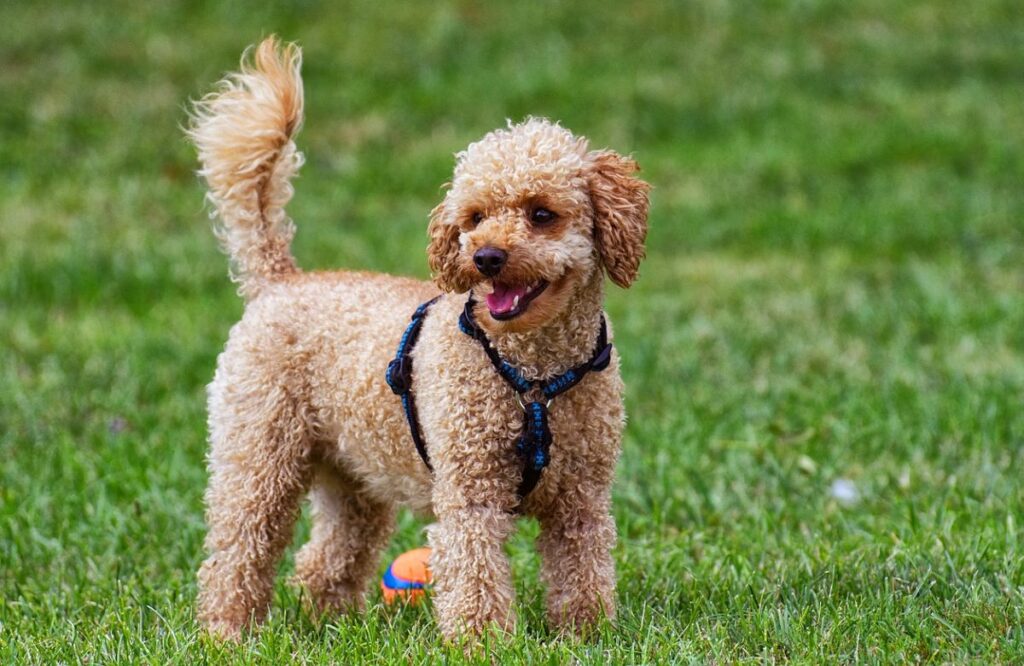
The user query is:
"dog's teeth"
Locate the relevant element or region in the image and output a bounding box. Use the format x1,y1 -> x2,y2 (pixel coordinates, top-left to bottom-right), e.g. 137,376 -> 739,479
512,295 -> 520,308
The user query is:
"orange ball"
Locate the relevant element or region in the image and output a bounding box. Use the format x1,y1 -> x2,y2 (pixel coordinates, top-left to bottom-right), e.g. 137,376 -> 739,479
381,547 -> 432,605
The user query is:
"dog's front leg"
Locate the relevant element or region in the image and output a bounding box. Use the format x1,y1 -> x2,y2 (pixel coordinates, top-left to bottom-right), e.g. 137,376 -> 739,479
427,494 -> 517,641
537,476 -> 617,635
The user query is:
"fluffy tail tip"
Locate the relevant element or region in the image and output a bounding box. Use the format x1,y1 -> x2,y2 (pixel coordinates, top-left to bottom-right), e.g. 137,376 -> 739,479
187,36 -> 305,299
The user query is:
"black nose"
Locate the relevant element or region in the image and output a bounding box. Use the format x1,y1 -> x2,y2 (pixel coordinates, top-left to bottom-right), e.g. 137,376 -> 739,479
473,247 -> 507,277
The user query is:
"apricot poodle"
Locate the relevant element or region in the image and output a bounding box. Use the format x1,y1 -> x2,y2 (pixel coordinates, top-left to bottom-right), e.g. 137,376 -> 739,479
187,37 -> 649,642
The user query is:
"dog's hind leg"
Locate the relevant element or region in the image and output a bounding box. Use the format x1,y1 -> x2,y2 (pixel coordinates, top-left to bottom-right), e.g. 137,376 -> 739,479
293,464 -> 396,615
197,375 -> 314,640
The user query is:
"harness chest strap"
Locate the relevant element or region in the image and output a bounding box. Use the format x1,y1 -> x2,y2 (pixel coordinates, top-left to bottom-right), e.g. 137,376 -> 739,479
386,296 -> 613,500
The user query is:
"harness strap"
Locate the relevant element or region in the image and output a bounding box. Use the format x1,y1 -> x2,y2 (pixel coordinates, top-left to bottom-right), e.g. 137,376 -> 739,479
459,297 -> 612,399
516,400 -> 552,497
458,304 -> 533,393
386,296 -> 441,471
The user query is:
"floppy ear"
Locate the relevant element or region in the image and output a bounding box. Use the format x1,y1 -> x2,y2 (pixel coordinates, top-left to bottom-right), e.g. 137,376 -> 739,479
427,196 -> 470,292
587,150 -> 651,288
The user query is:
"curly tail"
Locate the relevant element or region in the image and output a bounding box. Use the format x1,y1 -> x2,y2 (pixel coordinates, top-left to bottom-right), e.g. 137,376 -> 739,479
187,36 -> 304,300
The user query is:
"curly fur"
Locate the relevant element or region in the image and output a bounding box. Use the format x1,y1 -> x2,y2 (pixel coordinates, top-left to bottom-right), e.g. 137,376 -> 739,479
187,36 -> 304,299
188,37 -> 650,642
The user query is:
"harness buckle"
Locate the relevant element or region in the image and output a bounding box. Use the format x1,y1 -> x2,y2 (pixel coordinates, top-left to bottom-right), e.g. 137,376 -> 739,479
385,356 -> 412,395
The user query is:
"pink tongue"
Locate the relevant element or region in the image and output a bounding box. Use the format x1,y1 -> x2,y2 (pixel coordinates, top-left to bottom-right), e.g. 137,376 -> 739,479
486,283 -> 529,314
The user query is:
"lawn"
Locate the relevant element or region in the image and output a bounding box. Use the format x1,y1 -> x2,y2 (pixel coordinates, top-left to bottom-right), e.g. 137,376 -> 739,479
2,0 -> 1023,662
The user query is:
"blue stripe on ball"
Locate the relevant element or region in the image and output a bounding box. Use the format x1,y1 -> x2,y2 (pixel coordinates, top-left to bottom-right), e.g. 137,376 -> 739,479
381,563 -> 426,591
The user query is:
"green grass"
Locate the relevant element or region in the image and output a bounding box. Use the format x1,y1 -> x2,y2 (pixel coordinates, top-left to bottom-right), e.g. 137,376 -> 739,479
2,0 -> 1023,662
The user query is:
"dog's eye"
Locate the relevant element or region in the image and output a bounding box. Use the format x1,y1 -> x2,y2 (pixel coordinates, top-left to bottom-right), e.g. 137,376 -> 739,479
530,208 -> 557,225
470,212 -> 484,226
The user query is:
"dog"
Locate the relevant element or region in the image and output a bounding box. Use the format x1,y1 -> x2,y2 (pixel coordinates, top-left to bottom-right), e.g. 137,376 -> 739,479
187,37 -> 649,641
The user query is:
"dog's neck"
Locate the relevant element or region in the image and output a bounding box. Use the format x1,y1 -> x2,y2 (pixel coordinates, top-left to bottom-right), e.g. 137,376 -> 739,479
481,270 -> 606,381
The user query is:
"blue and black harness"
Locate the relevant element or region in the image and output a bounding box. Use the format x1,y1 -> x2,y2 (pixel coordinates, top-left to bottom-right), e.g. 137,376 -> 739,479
386,296 -> 613,502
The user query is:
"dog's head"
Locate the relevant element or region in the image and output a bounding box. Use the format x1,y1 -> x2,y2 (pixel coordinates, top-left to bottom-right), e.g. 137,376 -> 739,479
427,118 -> 650,332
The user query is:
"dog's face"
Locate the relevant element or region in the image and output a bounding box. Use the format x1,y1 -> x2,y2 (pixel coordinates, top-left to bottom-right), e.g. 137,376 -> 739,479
428,119 -> 650,332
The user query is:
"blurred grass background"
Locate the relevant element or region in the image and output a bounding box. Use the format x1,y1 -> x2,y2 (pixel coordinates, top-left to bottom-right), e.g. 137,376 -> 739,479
1,0 -> 1022,662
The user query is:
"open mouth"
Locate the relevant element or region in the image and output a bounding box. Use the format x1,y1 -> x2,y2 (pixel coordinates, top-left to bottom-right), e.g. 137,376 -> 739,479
485,280 -> 549,320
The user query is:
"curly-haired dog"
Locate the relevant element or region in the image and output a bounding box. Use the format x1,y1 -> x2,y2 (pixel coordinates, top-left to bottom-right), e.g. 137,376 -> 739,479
187,37 -> 649,641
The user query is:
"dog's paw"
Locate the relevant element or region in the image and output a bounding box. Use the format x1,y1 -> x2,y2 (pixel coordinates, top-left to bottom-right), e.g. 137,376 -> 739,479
546,593 -> 615,639
201,617 -> 247,643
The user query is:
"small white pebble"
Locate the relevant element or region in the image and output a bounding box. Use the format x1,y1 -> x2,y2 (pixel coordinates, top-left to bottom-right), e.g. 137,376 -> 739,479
797,455 -> 817,475
830,478 -> 860,505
